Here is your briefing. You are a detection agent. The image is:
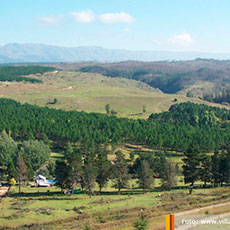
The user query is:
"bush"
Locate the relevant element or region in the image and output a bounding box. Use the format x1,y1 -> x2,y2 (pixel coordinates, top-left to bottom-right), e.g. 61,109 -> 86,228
134,213 -> 148,230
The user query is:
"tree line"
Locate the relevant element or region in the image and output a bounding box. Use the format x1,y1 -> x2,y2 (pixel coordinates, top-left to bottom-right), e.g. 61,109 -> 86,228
203,88 -> 230,104
0,131 -> 51,192
1,99 -> 230,152
0,65 -> 55,83
2,129 -> 230,195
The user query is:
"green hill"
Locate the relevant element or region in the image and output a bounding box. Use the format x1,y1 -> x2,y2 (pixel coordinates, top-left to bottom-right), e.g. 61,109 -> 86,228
2,69 -> 228,119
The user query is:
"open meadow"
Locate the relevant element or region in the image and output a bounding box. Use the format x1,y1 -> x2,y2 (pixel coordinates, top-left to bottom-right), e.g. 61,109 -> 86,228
2,184 -> 230,230
1,71 -> 228,119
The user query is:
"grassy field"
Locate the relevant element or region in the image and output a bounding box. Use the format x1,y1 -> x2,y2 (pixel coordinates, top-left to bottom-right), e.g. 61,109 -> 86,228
1,71 -> 228,118
0,144 -> 223,230
1,185 -> 230,230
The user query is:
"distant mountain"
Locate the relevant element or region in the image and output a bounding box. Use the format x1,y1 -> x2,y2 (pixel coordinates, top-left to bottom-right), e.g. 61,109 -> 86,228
0,43 -> 230,63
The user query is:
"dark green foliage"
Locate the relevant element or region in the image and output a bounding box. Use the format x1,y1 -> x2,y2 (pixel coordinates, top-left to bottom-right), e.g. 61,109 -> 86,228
113,151 -> 130,193
149,102 -> 224,127
46,160 -> 56,177
137,160 -> 154,192
149,73 -> 193,93
1,99 -> 230,153
0,131 -> 50,182
182,144 -> 203,193
0,65 -> 54,83
55,161 -> 72,189
0,130 -> 17,167
133,213 -> 149,230
211,150 -> 221,185
16,154 -> 29,193
199,155 -> 212,187
96,152 -> 111,192
160,160 -> 177,190
19,140 -> 51,171
82,153 -> 97,197
66,149 -> 82,193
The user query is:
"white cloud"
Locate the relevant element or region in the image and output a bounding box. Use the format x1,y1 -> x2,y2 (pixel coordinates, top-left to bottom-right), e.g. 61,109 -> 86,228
99,12 -> 134,24
71,10 -> 95,23
38,15 -> 62,25
168,33 -> 193,46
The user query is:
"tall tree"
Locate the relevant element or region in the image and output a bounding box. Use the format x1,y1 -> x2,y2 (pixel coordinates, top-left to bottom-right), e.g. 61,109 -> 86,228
16,154 -> 28,193
55,160 -> 72,190
137,159 -> 154,192
113,151 -> 130,193
0,130 -> 17,168
199,154 -> 212,187
96,152 -> 111,192
20,140 -> 50,172
66,150 -> 82,194
211,149 -> 221,186
182,144 -> 202,194
82,153 -> 97,197
160,160 -> 177,190
225,147 -> 230,185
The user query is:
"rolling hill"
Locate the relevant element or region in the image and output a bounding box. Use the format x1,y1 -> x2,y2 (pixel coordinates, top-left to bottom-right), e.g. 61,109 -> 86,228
1,70 -> 229,118
48,59 -> 230,100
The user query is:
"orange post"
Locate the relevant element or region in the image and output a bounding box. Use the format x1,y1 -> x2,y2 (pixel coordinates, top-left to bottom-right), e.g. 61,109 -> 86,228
166,214 -> 174,230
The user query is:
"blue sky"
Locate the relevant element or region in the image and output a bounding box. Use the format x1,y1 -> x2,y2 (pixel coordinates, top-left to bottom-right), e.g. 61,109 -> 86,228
1,0 -> 230,52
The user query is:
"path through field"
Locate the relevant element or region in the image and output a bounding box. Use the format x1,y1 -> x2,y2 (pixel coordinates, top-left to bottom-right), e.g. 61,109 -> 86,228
175,201 -> 230,229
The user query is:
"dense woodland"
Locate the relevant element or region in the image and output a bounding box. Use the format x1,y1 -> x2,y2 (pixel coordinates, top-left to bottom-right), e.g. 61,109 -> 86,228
0,99 -> 230,152
1,99 -> 230,194
0,66 -> 55,83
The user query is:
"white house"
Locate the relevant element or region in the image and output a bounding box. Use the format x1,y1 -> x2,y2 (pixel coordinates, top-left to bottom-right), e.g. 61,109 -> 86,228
34,175 -> 54,187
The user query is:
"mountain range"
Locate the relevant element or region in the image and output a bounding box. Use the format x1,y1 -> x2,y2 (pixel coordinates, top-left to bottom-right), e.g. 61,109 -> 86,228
0,43 -> 230,63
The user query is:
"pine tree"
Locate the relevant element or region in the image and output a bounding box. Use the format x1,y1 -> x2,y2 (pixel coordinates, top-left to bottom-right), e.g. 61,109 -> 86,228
66,150 -> 82,194
199,154 -> 212,187
96,152 -> 111,192
82,153 -> 97,197
182,144 -> 202,194
55,160 -> 72,190
160,160 -> 177,190
16,154 -> 29,193
113,151 -> 130,194
211,149 -> 221,186
137,160 -> 154,192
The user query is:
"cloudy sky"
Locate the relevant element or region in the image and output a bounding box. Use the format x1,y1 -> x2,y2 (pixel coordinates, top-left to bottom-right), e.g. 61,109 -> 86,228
1,0 -> 230,52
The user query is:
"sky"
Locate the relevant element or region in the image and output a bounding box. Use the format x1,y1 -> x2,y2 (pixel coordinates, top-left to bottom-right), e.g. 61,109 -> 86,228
1,0 -> 230,52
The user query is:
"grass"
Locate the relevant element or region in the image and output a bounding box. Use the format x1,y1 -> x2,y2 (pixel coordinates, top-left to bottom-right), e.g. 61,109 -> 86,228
2,186 -> 230,230
1,71 -> 227,119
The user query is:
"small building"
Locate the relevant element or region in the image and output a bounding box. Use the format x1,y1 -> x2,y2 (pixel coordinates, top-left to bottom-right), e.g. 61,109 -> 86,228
34,175 -> 56,187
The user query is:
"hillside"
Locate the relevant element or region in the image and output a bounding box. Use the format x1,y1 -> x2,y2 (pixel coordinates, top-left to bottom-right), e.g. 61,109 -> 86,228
1,70 -> 228,118
50,59 -> 230,99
